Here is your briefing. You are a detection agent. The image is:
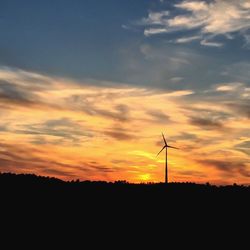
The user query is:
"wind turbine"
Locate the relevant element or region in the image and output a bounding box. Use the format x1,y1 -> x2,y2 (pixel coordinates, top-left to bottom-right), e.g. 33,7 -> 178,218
157,133 -> 179,184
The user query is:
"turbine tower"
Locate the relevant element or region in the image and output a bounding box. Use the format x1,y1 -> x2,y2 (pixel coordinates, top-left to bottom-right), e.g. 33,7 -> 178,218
157,133 -> 179,184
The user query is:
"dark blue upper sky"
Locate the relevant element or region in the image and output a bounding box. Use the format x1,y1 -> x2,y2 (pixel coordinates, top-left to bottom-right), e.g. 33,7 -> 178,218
1,0 -> 250,90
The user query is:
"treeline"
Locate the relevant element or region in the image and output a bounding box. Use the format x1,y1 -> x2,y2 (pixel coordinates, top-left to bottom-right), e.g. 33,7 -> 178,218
0,172 -> 249,192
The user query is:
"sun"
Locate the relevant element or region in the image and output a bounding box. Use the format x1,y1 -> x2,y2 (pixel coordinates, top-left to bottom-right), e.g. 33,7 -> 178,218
139,174 -> 151,183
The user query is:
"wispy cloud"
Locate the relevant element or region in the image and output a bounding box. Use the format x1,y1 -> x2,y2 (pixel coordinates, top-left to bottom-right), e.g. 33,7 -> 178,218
198,159 -> 250,177
200,39 -> 223,47
144,109 -> 172,125
243,33 -> 250,48
144,28 -> 168,37
226,102 -> 250,119
142,0 -> 250,47
235,141 -> 250,156
222,62 -> 250,83
0,142 -> 115,180
104,125 -> 135,141
189,116 -> 224,130
166,90 -> 194,97
15,118 -> 91,144
176,35 -> 201,43
216,84 -> 241,92
169,77 -> 184,83
141,10 -> 169,26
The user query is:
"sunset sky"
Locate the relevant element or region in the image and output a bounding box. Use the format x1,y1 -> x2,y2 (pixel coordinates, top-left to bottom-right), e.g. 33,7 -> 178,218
0,0 -> 250,184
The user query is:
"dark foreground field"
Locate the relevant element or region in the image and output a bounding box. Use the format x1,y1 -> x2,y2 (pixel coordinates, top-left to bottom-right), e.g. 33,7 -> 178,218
1,172 -> 249,244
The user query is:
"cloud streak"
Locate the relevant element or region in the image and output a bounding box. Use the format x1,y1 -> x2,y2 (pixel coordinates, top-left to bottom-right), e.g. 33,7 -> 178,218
104,126 -> 135,141
15,118 -> 91,144
198,159 -> 250,178
189,116 -> 224,130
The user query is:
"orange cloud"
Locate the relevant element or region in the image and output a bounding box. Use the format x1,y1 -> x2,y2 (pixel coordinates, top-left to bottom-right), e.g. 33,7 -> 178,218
0,67 -> 249,184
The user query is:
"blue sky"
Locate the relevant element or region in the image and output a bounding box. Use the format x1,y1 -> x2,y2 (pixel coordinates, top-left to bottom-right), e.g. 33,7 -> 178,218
1,0 -> 250,90
0,0 -> 148,82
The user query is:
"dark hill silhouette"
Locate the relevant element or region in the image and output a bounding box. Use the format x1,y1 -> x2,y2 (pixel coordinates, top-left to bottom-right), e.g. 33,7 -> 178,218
1,172 -> 250,203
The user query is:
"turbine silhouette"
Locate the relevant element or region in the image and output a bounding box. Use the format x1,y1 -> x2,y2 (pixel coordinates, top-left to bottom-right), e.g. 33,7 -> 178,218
157,133 -> 179,184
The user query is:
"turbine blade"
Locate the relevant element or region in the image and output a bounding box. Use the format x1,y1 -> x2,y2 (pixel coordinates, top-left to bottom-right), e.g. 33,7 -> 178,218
157,145 -> 166,156
162,133 -> 167,145
167,145 -> 179,150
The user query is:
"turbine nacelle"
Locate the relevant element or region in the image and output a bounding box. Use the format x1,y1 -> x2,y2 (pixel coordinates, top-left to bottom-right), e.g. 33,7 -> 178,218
157,133 -> 179,156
